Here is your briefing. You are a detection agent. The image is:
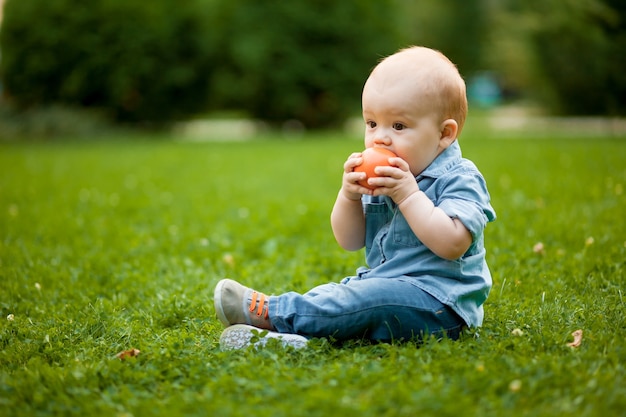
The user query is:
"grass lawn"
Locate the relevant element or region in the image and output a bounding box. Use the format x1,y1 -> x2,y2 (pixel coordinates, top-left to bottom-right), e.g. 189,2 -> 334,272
1,127 -> 625,416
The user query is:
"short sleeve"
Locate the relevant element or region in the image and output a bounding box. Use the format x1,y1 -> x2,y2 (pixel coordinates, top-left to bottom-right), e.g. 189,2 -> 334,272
437,172 -> 496,240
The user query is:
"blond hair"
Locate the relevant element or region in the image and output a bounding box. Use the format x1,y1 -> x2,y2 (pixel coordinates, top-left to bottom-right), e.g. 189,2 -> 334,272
372,46 -> 468,135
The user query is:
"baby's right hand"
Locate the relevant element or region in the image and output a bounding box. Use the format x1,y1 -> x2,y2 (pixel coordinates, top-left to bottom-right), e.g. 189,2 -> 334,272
341,152 -> 372,200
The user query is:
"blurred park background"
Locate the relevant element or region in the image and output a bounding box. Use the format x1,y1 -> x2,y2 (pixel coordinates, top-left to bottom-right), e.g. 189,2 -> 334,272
0,0 -> 625,139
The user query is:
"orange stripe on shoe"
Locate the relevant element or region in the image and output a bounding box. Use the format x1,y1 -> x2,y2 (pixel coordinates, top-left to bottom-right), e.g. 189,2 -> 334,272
249,292 -> 258,313
256,293 -> 266,316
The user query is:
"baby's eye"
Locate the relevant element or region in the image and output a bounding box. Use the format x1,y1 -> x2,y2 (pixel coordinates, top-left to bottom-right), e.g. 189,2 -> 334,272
393,122 -> 405,130
367,121 -> 377,128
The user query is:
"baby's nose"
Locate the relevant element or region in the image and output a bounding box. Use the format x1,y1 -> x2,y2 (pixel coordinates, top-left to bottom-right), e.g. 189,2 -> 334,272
373,135 -> 392,145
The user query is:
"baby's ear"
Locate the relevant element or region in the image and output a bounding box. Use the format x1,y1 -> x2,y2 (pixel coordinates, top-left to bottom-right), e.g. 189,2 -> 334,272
439,119 -> 458,150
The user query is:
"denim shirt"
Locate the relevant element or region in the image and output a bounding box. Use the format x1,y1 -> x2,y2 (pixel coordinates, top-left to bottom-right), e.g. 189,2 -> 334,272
357,141 -> 496,327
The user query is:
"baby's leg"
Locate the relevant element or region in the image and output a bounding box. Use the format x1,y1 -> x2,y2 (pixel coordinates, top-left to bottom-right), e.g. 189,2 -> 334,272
269,278 -> 465,342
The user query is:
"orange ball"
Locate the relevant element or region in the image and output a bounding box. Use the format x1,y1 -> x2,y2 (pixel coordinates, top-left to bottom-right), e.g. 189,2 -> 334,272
353,147 -> 397,190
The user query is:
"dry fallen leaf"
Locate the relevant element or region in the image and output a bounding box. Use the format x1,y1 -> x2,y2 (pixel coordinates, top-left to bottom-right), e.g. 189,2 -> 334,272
567,329 -> 583,348
116,348 -> 141,360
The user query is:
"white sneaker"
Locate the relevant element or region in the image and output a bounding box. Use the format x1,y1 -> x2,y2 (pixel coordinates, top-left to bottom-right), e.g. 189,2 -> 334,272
214,279 -> 273,329
219,324 -> 308,350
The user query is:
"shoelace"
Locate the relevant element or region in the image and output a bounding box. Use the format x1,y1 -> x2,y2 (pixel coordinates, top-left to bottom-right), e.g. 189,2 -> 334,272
249,291 -> 269,319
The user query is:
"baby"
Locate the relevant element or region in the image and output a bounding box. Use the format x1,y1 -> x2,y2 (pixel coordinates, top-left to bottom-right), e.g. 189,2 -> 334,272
214,46 -> 496,349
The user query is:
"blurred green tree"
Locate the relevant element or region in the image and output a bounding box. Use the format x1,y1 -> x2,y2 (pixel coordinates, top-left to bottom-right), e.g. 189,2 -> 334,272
3,0 -> 623,130
397,0 -> 489,77
207,0 -> 401,128
491,0 -> 626,115
0,0 -> 214,123
527,0 -> 626,115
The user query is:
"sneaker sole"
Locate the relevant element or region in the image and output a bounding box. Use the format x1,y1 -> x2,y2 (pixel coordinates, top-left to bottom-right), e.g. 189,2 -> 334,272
220,324 -> 308,351
213,279 -> 231,326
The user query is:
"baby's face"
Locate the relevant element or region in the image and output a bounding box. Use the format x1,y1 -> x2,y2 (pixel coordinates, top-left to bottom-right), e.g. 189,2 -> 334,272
362,71 -> 445,177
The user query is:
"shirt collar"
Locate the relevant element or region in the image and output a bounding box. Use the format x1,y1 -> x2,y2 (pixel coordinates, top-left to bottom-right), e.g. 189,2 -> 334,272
416,140 -> 462,180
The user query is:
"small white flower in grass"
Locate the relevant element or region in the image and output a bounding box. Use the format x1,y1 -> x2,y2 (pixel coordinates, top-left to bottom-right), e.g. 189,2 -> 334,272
7,314 -> 14,321
238,207 -> 250,219
35,282 -> 42,291
124,175 -> 137,190
109,193 -> 120,207
223,253 -> 235,267
79,189 -> 91,202
8,204 -> 19,217
585,236 -> 594,246
511,328 -> 524,336
509,379 -> 522,392
533,242 -> 545,254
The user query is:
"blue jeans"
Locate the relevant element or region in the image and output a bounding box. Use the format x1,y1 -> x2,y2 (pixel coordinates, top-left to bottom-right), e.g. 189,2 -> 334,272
269,276 -> 466,342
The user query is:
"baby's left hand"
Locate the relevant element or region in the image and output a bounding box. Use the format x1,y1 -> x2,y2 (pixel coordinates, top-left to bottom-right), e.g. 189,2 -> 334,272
368,157 -> 420,204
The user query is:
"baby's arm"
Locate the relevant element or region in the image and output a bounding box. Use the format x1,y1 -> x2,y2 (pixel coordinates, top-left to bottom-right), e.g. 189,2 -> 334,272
331,191 -> 365,251
398,191 -> 472,260
330,152 -> 371,251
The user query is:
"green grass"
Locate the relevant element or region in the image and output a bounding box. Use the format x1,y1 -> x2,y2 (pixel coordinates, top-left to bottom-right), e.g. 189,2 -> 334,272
1,130 -> 625,416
